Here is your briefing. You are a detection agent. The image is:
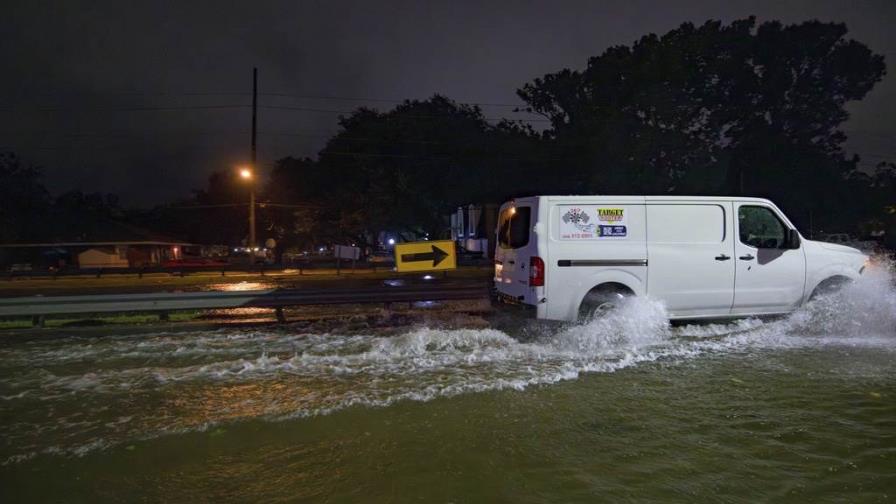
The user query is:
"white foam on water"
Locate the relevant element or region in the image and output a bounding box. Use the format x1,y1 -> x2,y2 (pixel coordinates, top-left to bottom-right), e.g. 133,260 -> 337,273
2,260 -> 894,464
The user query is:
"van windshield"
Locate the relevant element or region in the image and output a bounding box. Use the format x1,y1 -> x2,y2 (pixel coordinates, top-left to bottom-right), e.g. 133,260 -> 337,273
498,206 -> 531,249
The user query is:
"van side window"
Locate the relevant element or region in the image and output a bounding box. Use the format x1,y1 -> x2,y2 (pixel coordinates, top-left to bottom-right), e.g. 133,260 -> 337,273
738,206 -> 786,249
498,206 -> 531,249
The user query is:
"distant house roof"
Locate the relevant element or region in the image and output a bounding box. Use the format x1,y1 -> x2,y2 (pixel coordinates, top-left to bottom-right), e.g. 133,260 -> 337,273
0,241 -> 193,248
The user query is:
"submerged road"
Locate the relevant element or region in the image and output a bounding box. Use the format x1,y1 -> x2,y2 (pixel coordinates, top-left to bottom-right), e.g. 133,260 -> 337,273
0,267 -> 894,501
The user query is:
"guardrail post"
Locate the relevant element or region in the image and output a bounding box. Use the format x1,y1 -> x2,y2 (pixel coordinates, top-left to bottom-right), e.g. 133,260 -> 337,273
158,311 -> 169,321
275,307 -> 287,323
31,315 -> 45,328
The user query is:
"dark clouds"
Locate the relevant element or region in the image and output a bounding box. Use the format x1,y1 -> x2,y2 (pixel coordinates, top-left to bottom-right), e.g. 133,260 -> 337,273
3,0 -> 894,205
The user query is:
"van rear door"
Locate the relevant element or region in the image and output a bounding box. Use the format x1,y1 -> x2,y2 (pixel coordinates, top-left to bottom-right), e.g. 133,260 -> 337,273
494,200 -> 538,304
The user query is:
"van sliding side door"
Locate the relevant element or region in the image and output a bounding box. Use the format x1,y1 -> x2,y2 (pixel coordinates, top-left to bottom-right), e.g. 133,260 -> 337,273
645,203 -> 735,317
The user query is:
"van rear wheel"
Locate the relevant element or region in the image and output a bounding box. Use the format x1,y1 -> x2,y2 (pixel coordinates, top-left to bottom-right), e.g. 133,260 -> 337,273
578,285 -> 631,321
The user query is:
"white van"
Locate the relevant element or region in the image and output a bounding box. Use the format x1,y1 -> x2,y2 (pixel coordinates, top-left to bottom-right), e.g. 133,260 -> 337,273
494,196 -> 868,321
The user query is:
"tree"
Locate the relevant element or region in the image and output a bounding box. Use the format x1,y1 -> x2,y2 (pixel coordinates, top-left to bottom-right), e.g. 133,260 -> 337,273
265,95 -> 544,243
0,152 -> 50,242
262,157 -> 333,251
517,18 -> 886,229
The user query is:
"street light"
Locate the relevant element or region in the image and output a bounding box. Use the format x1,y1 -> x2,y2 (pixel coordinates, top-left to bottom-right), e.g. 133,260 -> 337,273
237,166 -> 256,250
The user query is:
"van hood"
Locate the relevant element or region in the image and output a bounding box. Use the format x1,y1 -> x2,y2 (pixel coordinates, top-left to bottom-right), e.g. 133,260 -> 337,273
808,240 -> 864,256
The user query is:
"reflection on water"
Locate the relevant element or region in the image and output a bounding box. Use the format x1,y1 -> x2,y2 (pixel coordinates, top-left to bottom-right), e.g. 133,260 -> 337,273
207,281 -> 272,292
0,265 -> 894,500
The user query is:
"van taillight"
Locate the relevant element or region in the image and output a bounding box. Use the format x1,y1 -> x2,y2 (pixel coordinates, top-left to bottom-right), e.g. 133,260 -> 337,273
529,256 -> 544,287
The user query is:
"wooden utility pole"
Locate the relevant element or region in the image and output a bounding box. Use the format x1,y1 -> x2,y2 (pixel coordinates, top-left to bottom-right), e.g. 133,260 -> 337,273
249,67 -> 257,249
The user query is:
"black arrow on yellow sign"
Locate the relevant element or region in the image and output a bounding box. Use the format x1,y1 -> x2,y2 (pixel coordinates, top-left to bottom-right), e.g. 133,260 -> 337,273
401,244 -> 450,267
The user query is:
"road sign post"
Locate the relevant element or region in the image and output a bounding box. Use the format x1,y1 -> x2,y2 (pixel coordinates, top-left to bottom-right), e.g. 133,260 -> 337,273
394,240 -> 457,272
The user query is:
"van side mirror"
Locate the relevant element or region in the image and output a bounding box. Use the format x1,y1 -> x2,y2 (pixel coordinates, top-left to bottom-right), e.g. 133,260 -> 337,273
785,229 -> 801,249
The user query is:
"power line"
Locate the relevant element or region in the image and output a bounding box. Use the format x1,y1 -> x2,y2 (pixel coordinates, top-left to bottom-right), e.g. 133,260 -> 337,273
259,92 -> 524,108
258,104 -> 550,122
0,104 -> 249,113
0,101 -> 543,122
7,125 -> 896,158
5,90 -> 527,108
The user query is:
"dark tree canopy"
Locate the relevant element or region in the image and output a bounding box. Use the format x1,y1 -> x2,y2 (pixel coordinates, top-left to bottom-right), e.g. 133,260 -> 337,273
265,95 -> 549,245
518,17 -> 886,229
0,152 -> 50,242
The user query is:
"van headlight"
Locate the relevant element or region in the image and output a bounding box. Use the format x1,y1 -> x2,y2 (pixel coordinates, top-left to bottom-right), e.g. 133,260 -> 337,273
861,257 -> 873,275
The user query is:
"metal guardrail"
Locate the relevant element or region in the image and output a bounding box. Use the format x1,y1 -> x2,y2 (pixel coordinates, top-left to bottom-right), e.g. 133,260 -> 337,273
5,262 -> 330,280
4,257 -> 493,280
0,282 -> 492,323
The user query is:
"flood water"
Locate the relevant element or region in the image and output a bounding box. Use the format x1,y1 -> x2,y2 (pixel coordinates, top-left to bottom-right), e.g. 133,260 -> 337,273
1,267 -> 895,502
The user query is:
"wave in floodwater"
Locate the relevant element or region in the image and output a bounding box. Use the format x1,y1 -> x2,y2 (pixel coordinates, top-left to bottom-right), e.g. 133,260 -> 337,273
1,263 -> 894,464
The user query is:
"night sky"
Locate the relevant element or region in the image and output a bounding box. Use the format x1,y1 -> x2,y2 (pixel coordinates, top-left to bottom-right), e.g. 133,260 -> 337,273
4,0 -> 895,206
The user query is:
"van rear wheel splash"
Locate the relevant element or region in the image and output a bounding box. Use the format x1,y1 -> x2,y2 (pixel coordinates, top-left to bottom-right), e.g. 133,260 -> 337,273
578,286 -> 631,321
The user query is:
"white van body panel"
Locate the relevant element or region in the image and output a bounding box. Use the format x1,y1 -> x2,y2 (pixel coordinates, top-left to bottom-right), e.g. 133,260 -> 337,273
645,201 -> 735,318
802,239 -> 867,301
544,196 -> 647,321
494,195 -> 867,322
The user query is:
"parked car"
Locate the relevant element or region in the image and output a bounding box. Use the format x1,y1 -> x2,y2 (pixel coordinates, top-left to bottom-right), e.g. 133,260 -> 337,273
368,250 -> 395,264
494,196 -> 867,322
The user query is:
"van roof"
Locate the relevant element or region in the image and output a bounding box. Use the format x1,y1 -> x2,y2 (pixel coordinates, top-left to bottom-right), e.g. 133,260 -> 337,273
528,195 -> 774,204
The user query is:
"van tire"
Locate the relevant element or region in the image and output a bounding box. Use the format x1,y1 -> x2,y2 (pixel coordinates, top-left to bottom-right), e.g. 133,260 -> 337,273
578,284 -> 632,321
808,276 -> 851,301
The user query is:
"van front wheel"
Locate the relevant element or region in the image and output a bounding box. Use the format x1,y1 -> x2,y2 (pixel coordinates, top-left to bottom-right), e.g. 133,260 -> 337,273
578,285 -> 631,321
808,276 -> 851,301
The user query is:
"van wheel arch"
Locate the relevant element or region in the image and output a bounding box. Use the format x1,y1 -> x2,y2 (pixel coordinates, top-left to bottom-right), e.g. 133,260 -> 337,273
809,276 -> 852,301
578,283 -> 635,321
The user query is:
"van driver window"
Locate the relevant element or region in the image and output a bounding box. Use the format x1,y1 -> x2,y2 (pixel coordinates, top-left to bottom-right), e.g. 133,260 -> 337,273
738,206 -> 786,248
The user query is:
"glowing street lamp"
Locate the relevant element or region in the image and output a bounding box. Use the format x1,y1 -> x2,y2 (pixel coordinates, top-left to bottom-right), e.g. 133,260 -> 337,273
237,166 -> 256,249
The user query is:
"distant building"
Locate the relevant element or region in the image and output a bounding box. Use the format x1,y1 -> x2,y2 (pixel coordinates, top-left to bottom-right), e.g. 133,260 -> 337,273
0,241 -> 188,270
78,247 -> 129,269
450,204 -> 498,258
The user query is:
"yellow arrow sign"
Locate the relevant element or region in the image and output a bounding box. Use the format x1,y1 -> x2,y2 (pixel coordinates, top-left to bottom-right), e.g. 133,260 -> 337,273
394,240 -> 457,272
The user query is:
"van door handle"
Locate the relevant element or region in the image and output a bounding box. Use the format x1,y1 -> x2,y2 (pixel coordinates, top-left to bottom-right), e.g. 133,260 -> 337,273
507,260 -> 515,265
739,254 -> 755,261
714,254 -> 731,261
